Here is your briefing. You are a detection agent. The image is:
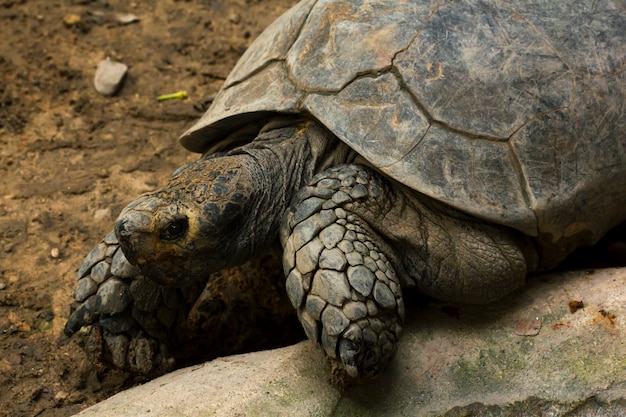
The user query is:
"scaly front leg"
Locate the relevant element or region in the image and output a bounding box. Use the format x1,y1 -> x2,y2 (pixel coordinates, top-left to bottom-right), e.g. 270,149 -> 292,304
281,165 -> 405,383
65,230 -> 204,375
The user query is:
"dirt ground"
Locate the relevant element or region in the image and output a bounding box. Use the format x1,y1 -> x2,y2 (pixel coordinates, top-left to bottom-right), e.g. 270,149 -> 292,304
2,1 -> 626,417
0,1 -> 298,416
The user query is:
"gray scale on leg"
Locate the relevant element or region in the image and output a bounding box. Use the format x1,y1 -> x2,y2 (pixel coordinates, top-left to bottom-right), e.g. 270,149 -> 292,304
375,258 -> 387,272
311,269 -> 351,307
292,196 -> 325,225
305,295 -> 327,320
105,334 -> 129,369
312,186 -> 336,199
343,301 -> 368,321
321,305 -> 350,336
319,247 -> 347,271
373,281 -> 397,310
344,229 -> 357,240
353,241 -> 369,255
337,240 -> 354,254
317,178 -> 340,189
296,237 -> 325,275
77,242 -> 107,279
286,269 -> 306,309
319,223 -> 346,249
345,251 -> 363,267
95,278 -> 131,315
347,265 -> 375,297
331,190 -> 352,205
340,176 -> 355,187
91,260 -> 112,284
298,309 -> 320,344
287,209 -> 337,252
74,277 -> 97,302
363,256 -> 378,273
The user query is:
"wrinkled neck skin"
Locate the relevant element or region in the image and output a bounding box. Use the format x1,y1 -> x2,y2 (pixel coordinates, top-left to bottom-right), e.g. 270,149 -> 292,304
117,116 -> 354,286
226,117 -> 354,260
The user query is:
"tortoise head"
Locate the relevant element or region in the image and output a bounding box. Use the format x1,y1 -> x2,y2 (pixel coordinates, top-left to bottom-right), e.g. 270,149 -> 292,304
115,156 -> 252,287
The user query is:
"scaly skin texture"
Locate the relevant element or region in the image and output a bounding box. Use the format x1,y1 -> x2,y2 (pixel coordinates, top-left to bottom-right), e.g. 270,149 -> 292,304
67,117 -> 537,383
282,163 -> 535,382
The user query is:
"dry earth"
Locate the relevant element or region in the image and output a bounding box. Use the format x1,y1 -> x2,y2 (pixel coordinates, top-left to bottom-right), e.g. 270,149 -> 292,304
0,1 -> 298,416
1,1 -> 625,417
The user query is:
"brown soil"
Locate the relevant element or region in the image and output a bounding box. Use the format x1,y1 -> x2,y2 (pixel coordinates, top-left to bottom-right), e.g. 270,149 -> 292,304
2,1 -> 625,417
0,1 -> 297,416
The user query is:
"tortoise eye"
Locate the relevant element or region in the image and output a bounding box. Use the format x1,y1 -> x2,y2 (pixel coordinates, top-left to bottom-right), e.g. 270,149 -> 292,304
161,218 -> 188,240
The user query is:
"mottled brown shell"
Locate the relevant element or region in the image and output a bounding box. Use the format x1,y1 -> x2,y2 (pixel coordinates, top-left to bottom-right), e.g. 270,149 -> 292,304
180,0 -> 626,246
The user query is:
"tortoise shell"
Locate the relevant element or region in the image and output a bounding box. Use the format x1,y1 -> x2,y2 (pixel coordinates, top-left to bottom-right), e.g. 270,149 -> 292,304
180,0 -> 626,250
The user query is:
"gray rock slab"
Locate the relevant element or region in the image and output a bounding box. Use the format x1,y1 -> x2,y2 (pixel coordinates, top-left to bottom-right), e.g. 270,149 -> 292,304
74,268 -> 626,416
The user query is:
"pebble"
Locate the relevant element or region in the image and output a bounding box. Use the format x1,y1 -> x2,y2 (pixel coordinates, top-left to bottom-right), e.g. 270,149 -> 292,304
115,13 -> 140,25
0,282 -> 6,290
50,247 -> 60,258
94,59 -> 128,96
94,208 -> 111,222
54,391 -> 69,403
63,14 -> 81,27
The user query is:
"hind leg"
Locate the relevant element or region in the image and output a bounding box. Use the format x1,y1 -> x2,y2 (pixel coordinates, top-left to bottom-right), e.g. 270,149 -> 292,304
281,165 -> 404,382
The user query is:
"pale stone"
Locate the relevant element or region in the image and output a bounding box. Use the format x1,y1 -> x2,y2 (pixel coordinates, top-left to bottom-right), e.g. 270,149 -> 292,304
74,268 -> 626,417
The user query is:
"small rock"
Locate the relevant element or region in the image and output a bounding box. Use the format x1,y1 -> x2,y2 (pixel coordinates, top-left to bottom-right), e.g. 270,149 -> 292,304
94,207 -> 111,222
0,282 -> 7,290
228,12 -> 241,24
94,59 -> 128,96
54,391 -> 69,403
63,14 -> 81,27
115,13 -> 140,25
50,247 -> 60,258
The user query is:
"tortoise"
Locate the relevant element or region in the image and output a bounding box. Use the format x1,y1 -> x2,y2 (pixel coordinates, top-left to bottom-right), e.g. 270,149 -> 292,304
65,0 -> 626,382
